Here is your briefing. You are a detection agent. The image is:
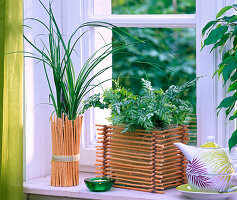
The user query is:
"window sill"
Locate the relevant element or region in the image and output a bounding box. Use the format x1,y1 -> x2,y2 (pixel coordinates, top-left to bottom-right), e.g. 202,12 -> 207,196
24,172 -> 188,200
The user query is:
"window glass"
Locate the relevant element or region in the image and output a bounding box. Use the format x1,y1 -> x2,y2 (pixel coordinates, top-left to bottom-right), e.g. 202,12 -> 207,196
112,27 -> 197,145
112,0 -> 196,15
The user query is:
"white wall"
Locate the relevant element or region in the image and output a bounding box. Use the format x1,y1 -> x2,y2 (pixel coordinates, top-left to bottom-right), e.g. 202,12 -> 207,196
24,0 -> 63,181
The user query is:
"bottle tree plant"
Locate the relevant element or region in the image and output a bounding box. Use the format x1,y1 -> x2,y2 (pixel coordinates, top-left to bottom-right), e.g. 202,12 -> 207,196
202,4 -> 237,151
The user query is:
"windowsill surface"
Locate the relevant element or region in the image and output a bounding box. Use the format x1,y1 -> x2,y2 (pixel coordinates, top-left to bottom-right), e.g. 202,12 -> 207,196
24,172 -> 237,200
23,172 -> 188,200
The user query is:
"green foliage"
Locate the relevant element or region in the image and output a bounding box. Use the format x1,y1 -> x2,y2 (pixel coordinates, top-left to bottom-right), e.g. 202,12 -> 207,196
84,78 -> 196,133
112,0 -> 196,113
24,1 -> 136,120
202,4 -> 237,151
112,0 -> 195,14
229,129 -> 237,151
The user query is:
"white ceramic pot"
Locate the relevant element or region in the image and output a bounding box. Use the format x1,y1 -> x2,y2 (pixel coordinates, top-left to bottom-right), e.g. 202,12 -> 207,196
187,173 -> 234,192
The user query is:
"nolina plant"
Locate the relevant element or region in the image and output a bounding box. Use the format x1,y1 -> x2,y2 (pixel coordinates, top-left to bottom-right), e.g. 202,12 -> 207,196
24,0 -> 137,120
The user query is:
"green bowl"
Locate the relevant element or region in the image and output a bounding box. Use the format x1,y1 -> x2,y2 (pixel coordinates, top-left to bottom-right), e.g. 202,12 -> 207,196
84,177 -> 115,192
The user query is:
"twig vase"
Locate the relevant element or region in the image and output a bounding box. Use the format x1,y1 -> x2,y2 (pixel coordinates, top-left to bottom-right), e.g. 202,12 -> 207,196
50,115 -> 83,187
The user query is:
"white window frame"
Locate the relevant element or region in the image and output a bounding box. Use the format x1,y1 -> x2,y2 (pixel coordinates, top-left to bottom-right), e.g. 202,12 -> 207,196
80,0 -> 236,165
24,0 -> 236,181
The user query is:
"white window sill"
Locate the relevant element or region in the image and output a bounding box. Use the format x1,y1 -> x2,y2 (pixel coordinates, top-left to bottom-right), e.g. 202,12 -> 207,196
24,172 -> 190,200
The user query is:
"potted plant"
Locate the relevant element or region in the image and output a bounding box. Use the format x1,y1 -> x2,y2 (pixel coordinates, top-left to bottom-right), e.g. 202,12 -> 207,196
85,78 -> 196,132
24,0 -> 137,186
84,78 -> 196,193
202,4 -> 237,151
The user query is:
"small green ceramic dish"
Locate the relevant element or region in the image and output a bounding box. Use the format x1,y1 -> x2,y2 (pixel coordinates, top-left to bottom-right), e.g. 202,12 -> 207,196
176,184 -> 237,200
84,177 -> 115,192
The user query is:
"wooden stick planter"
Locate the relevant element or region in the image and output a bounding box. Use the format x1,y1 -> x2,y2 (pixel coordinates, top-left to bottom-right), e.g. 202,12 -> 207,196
95,125 -> 188,193
51,115 -> 83,187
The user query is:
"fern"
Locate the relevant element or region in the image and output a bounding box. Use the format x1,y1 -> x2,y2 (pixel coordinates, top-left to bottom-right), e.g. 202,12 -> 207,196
83,78 -> 196,132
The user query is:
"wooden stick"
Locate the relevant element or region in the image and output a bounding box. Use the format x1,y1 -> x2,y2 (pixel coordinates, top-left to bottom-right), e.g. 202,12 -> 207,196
98,172 -> 153,181
155,140 -> 182,148
99,138 -> 152,145
155,174 -> 182,183
155,151 -> 181,159
115,181 -> 152,189
104,168 -> 153,176
107,157 -> 152,165
156,166 -> 183,174
156,150 -> 181,156
98,133 -> 153,141
155,158 -> 182,167
156,135 -> 182,142
103,152 -> 152,160
97,149 -> 152,158
155,131 -> 184,138
162,182 -> 182,189
105,143 -> 153,151
155,162 -> 182,170
110,176 -> 153,185
155,170 -> 183,179
113,185 -> 156,193
105,161 -> 153,169
106,166 -> 153,173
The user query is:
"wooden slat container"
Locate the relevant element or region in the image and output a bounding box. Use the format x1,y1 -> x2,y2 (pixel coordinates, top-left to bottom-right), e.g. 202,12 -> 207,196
95,125 -> 189,194
50,115 -> 83,187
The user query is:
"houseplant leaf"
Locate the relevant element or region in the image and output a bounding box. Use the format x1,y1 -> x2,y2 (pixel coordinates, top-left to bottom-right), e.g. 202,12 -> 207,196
229,129 -> 237,151
204,26 -> 228,46
216,6 -> 232,18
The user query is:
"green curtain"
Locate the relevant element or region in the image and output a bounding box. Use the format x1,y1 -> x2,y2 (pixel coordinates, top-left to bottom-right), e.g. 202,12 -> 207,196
0,0 -> 23,199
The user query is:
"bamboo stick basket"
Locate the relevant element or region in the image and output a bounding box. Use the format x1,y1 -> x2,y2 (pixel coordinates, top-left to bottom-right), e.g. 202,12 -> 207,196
95,125 -> 189,193
50,115 -> 83,187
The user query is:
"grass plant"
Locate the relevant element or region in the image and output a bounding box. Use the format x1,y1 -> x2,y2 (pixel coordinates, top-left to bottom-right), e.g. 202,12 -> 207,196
24,0 -> 139,120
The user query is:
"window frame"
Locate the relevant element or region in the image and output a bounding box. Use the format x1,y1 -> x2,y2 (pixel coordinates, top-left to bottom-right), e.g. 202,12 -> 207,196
24,0 -> 237,181
79,0 -> 236,166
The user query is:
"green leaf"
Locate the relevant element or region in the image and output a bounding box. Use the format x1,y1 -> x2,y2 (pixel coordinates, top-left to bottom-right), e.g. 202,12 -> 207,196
222,15 -> 237,23
229,110 -> 237,120
216,6 -> 232,18
223,51 -> 231,60
217,66 -> 224,78
233,26 -> 237,36
204,26 -> 228,46
234,37 -> 237,47
217,95 -> 237,109
231,71 -> 237,82
226,102 -> 235,116
222,60 -> 236,83
228,15 -> 237,23
202,20 -> 217,36
227,81 -> 237,92
211,33 -> 230,51
228,129 -> 237,151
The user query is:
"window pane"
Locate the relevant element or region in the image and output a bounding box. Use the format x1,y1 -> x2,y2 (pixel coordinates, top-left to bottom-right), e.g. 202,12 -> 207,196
112,0 -> 196,14
112,27 -> 197,145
